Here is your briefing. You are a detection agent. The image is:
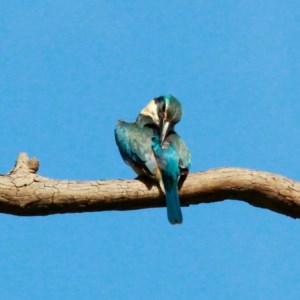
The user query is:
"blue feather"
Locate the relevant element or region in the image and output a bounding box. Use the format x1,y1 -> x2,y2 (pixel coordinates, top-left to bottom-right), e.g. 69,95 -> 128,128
151,135 -> 183,224
165,181 -> 183,224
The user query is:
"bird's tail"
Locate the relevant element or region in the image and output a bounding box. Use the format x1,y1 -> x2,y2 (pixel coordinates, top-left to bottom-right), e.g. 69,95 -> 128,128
165,184 -> 183,224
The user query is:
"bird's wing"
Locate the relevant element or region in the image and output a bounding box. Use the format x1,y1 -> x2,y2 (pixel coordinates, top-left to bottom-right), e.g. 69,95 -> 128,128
115,121 -> 158,177
166,133 -> 191,170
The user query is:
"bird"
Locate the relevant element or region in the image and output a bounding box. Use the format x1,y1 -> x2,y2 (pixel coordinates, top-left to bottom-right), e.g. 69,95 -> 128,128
114,94 -> 191,223
151,134 -> 183,224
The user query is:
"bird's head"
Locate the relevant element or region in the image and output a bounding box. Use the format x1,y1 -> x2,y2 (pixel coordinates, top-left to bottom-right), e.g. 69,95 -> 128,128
140,94 -> 182,144
156,95 -> 182,144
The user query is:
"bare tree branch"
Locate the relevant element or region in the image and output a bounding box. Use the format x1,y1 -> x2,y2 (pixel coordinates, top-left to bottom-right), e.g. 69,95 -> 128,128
1,153 -> 300,218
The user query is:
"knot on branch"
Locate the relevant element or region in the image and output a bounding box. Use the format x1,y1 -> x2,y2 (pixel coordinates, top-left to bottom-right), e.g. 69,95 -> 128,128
9,153 -> 40,187
27,157 -> 40,173
9,153 -> 39,175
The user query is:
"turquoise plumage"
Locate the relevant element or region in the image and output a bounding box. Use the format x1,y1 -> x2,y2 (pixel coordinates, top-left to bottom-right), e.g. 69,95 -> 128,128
114,95 -> 191,224
151,135 -> 183,224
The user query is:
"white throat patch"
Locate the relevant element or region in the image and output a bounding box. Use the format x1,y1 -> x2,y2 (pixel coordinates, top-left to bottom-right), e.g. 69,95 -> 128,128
140,99 -> 160,125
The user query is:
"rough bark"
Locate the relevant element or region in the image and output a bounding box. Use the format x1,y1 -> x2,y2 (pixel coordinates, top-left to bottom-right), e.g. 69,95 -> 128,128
0,152 -> 300,218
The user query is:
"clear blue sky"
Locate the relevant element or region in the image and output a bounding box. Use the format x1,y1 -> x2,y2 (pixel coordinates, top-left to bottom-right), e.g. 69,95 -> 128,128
1,1 -> 300,299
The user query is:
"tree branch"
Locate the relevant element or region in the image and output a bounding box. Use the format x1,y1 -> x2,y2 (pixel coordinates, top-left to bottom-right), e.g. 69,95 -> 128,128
1,153 -> 300,218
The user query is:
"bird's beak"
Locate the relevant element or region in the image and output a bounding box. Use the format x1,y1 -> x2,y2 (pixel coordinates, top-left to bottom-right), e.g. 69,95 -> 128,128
160,120 -> 171,145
